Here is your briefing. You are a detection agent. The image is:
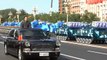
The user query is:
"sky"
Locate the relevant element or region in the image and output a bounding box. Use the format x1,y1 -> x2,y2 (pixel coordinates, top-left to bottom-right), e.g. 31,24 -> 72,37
0,0 -> 58,14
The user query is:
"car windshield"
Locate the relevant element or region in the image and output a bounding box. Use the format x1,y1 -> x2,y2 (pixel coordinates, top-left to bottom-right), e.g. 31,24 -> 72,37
20,29 -> 48,39
20,29 -> 56,39
45,31 -> 56,37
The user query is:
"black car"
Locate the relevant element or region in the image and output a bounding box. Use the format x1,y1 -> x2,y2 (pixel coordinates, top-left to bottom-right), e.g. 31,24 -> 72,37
4,28 -> 61,60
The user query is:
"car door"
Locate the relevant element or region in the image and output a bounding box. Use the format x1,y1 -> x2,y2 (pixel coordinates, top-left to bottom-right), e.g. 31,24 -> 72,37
7,29 -> 19,56
6,29 -> 15,54
13,30 -> 20,56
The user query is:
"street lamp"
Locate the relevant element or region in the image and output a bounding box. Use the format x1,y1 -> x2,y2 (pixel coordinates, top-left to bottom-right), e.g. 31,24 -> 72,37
8,11 -> 13,18
49,10 -> 52,16
65,7 -> 68,23
8,11 -> 13,22
32,7 -> 36,20
64,0 -> 69,23
0,15 -> 2,24
16,10 -> 21,22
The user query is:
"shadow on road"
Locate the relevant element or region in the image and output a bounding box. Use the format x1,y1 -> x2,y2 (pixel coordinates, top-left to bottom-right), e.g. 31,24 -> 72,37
21,55 -> 72,60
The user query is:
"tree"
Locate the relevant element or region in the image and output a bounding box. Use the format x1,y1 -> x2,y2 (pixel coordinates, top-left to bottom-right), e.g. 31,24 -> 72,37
69,13 -> 81,22
81,10 -> 100,23
0,8 -> 100,23
0,8 -> 17,22
19,9 -> 28,21
36,12 -> 66,23
0,8 -> 28,22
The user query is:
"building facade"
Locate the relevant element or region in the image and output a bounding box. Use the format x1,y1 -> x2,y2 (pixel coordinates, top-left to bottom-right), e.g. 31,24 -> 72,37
59,0 -> 86,14
59,0 -> 65,14
59,0 -> 107,21
86,0 -> 107,21
59,0 -> 62,14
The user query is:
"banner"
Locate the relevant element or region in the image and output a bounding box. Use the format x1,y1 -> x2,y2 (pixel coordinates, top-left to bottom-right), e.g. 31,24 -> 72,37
86,0 -> 104,4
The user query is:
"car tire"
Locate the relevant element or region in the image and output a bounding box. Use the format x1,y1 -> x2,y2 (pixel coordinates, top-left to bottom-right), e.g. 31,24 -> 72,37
18,49 -> 25,60
50,57 -> 58,60
4,44 -> 8,55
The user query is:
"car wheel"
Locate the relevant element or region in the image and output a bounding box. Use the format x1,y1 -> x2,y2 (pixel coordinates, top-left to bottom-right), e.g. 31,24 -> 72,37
4,44 -> 8,55
18,49 -> 25,60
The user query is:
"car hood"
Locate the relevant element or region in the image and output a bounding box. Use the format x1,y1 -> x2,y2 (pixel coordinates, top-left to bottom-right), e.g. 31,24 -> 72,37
24,38 -> 56,45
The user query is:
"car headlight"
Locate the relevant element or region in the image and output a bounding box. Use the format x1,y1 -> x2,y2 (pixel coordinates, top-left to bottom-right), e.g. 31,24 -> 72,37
55,48 -> 60,51
56,40 -> 61,47
25,41 -> 30,47
23,48 -> 31,51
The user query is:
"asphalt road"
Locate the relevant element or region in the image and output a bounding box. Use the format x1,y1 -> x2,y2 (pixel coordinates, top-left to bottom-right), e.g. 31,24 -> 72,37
0,42 -> 71,60
0,40 -> 107,60
61,41 -> 107,60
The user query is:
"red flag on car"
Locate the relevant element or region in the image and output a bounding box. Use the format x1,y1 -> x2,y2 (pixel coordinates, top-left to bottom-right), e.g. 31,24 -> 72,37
18,35 -> 23,41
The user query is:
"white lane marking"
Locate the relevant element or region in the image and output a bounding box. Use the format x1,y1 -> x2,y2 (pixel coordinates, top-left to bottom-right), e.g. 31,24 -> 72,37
0,42 -> 4,44
61,41 -> 107,49
61,53 -> 86,60
88,50 -> 107,56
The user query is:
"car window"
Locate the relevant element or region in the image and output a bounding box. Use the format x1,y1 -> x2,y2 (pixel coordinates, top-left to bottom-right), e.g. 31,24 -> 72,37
20,29 -> 48,39
45,31 -> 56,38
8,30 -> 14,37
14,30 -> 19,38
20,30 -> 45,36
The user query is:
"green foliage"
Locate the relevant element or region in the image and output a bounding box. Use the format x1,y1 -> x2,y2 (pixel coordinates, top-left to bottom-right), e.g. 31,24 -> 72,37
0,8 -> 28,22
0,8 -> 100,23
8,18 -> 13,22
80,10 -> 100,23
0,8 -> 17,22
28,14 -> 34,22
69,13 -> 81,22
36,12 -> 66,23
18,9 -> 28,21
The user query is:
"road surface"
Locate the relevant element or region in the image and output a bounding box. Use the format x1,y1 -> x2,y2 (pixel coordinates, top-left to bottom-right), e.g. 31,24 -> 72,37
0,40 -> 107,60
